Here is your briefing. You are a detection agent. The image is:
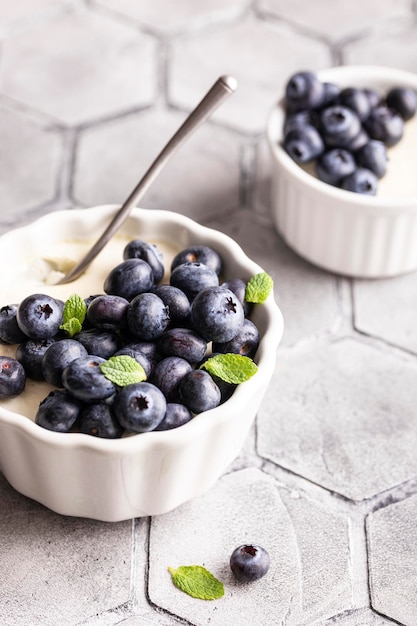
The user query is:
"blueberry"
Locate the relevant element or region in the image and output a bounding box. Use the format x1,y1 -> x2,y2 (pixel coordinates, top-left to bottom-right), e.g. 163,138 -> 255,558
78,403 -> 124,438
155,403 -> 193,431
113,382 -> 166,433
35,389 -> 83,433
283,124 -> 324,164
113,346 -> 153,377
339,87 -> 371,121
221,278 -> 252,318
344,128 -> 369,152
86,295 -> 129,330
320,105 -> 362,148
321,82 -> 341,107
357,140 -> 387,178
62,355 -> 116,403
127,292 -> 170,340
171,245 -> 222,276
212,318 -> 260,359
75,328 -> 121,359
198,353 -> 236,403
283,110 -> 318,135
120,340 -> 161,371
230,545 -> 270,583
0,356 -> 26,398
158,328 -> 207,364
341,167 -> 378,195
364,88 -> 381,110
104,258 -> 154,301
123,239 -> 165,283
16,293 -> 64,340
151,284 -> 191,325
178,369 -> 221,414
41,338 -> 88,387
170,262 -> 219,302
386,87 -> 417,121
150,356 -> 192,402
0,304 -> 27,344
284,71 -> 325,112
364,105 -> 404,147
16,338 -> 55,380
315,148 -> 356,186
190,286 -> 245,343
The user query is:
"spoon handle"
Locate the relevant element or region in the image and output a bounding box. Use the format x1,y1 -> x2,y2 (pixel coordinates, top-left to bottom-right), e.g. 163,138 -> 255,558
58,75 -> 237,285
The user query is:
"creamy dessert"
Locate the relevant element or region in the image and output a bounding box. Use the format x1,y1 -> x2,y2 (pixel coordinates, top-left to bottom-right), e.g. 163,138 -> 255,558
299,113 -> 417,198
282,70 -> 417,197
0,233 -> 179,422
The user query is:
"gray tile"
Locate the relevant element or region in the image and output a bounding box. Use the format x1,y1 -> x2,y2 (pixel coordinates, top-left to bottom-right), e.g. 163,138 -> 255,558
258,336 -> 417,501
207,209 -> 339,346
322,607 -> 396,624
0,105 -> 63,217
0,8 -> 157,125
94,0 -> 249,34
367,495 -> 417,625
257,0 -> 412,41
344,25 -> 417,70
0,0 -> 74,23
149,468 -> 351,625
169,15 -> 331,134
0,473 -> 132,626
73,108 -> 241,219
354,274 -> 417,355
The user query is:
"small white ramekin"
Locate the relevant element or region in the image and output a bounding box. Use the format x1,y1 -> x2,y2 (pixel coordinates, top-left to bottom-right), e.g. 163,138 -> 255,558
267,66 -> 417,278
0,206 -> 283,521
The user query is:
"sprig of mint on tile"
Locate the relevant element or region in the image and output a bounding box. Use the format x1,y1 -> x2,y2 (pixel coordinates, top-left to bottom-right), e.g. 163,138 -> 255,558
245,271 -> 273,304
168,565 -> 224,600
200,353 -> 258,384
60,293 -> 86,337
100,355 -> 146,386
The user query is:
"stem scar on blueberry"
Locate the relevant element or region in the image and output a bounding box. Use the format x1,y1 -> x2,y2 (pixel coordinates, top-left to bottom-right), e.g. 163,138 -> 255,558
133,395 -> 149,411
226,297 -> 237,313
36,303 -> 53,319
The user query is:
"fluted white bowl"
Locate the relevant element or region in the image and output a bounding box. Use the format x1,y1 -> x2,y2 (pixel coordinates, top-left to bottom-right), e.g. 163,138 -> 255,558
0,206 -> 283,521
267,66 -> 417,278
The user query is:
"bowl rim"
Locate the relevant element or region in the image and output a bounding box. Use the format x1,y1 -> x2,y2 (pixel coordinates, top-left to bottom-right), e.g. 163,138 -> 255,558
266,64 -> 417,212
0,205 -> 284,454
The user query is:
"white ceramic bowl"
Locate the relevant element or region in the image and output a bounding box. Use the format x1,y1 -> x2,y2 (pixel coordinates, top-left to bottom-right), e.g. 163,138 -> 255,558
267,65 -> 417,278
0,206 -> 283,521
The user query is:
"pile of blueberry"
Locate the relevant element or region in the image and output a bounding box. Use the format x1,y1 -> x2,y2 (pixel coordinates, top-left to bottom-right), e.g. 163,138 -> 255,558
0,240 -> 261,438
282,70 -> 417,195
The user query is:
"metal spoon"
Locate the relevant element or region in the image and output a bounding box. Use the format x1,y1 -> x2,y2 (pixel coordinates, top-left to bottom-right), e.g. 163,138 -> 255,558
57,75 -> 237,285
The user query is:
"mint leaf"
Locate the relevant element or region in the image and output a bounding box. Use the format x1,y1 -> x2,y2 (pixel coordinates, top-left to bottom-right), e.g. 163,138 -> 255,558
245,272 -> 273,304
200,353 -> 258,384
60,317 -> 82,337
168,565 -> 224,600
60,293 -> 87,337
100,355 -> 146,386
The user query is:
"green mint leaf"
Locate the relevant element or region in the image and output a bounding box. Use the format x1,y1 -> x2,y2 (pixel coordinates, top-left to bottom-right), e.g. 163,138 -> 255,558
245,272 -> 274,304
200,353 -> 258,384
60,317 -> 82,337
60,293 -> 87,337
168,565 -> 224,600
100,355 -> 146,387
62,293 -> 87,325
